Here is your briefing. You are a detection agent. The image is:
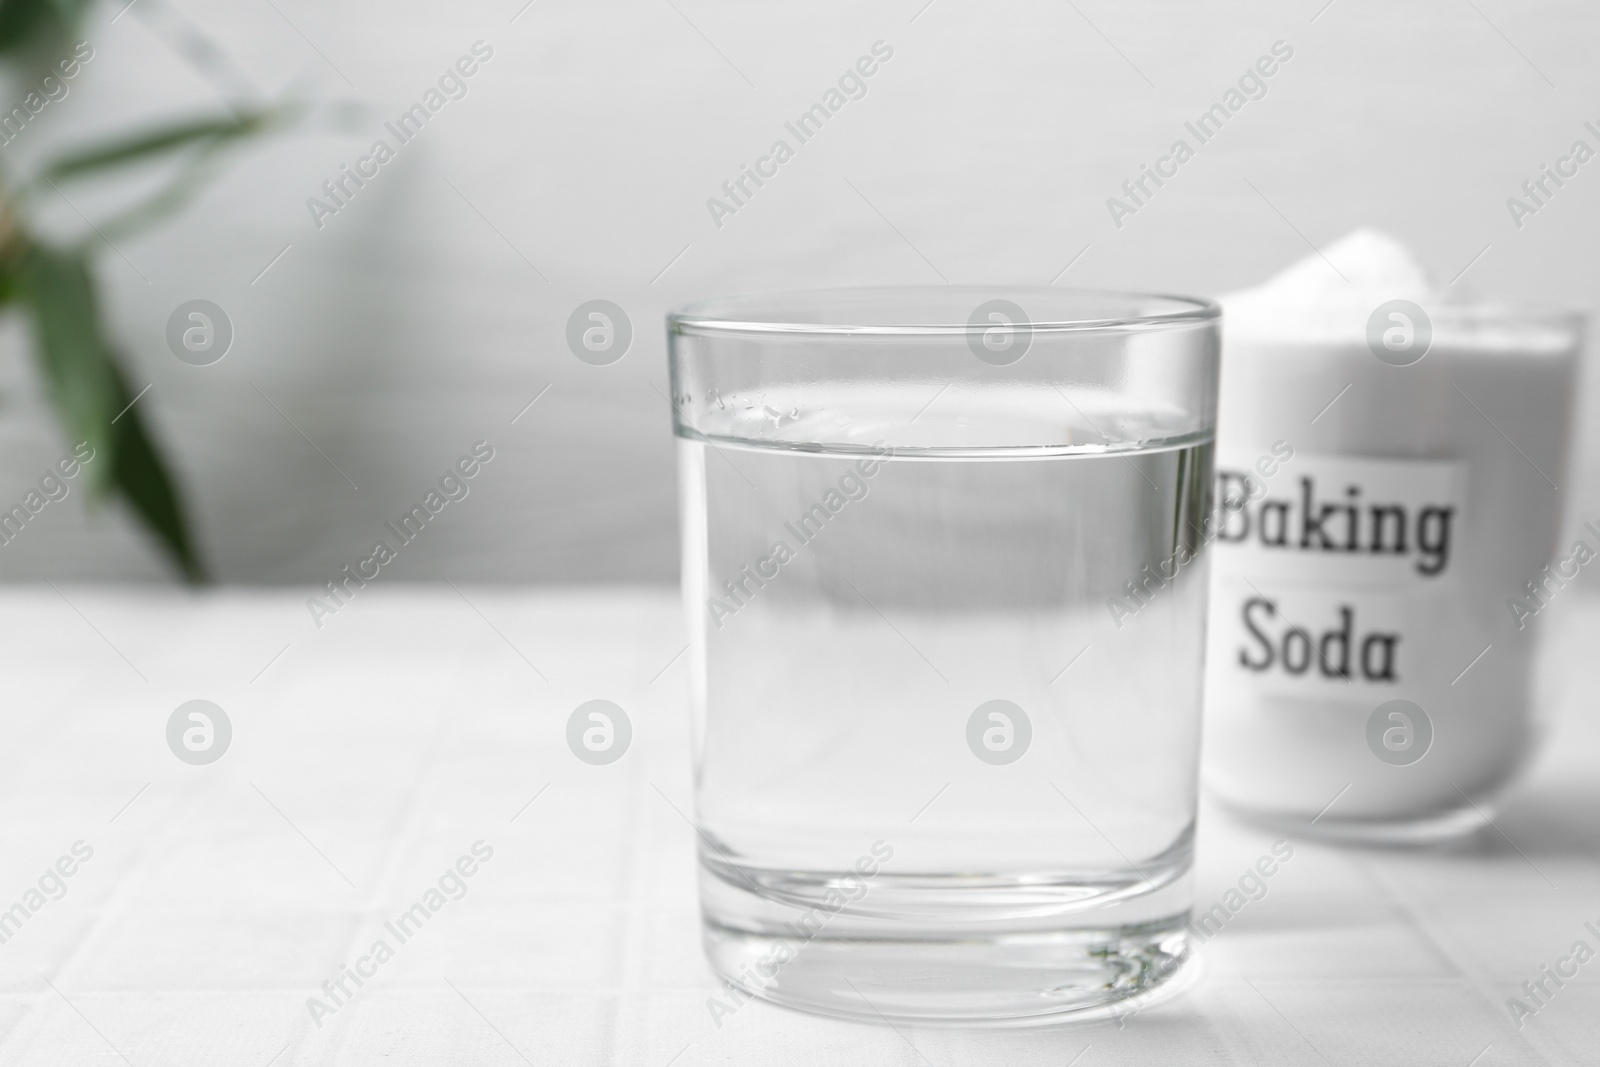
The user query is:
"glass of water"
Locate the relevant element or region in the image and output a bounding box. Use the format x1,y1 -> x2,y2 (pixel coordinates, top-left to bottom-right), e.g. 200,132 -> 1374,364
669,288 -> 1220,1026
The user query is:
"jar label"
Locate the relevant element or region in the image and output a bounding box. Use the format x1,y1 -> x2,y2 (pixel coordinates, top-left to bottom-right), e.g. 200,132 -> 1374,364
1207,453 -> 1468,694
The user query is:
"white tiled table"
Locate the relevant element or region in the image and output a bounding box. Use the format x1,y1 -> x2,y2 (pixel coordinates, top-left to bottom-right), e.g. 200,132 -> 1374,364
0,586 -> 1594,1065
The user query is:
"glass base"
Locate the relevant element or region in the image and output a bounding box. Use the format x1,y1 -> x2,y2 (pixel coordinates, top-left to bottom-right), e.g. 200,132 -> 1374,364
704,920 -> 1189,1027
1215,795 -> 1497,846
699,856 -> 1193,1027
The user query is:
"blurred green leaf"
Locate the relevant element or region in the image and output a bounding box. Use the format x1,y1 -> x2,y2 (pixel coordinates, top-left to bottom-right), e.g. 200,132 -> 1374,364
17,241 -> 116,481
0,4 -> 288,584
0,0 -> 87,54
17,241 -> 205,581
94,134 -> 236,243
32,108 -> 290,242
106,358 -> 205,581
37,110 -> 278,185
0,0 -> 59,53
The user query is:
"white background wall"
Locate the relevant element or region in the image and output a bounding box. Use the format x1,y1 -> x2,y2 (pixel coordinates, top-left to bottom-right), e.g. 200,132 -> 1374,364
0,0 -> 1594,582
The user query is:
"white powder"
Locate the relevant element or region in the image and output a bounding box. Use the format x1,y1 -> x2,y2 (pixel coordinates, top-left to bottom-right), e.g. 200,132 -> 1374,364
1222,228 -> 1571,351
1223,229 -> 1429,340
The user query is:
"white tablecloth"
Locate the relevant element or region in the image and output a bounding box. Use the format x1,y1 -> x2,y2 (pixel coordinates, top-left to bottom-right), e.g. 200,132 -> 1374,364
0,585 -> 1595,1065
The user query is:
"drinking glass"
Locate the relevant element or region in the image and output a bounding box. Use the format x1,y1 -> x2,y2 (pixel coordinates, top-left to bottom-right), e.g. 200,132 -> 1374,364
668,287 -> 1220,1026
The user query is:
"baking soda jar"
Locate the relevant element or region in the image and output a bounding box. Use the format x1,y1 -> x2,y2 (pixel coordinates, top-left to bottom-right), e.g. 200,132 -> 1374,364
1203,231 -> 1583,842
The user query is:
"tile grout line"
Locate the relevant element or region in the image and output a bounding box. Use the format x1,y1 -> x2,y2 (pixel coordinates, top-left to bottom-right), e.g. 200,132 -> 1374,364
293,666 -> 475,1060
1352,855 -> 1553,1062
0,782 -> 190,1061
603,764 -> 655,1067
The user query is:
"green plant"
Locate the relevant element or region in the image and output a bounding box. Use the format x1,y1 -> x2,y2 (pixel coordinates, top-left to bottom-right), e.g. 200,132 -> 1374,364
0,0 -> 284,580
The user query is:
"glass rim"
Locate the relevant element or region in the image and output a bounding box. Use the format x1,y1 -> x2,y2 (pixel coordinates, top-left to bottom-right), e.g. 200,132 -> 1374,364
1222,296 -> 1586,349
669,286 -> 1220,338
1419,299 -> 1586,331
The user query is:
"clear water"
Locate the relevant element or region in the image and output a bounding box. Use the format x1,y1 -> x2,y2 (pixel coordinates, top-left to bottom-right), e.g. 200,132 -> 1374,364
678,415 -> 1214,1024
